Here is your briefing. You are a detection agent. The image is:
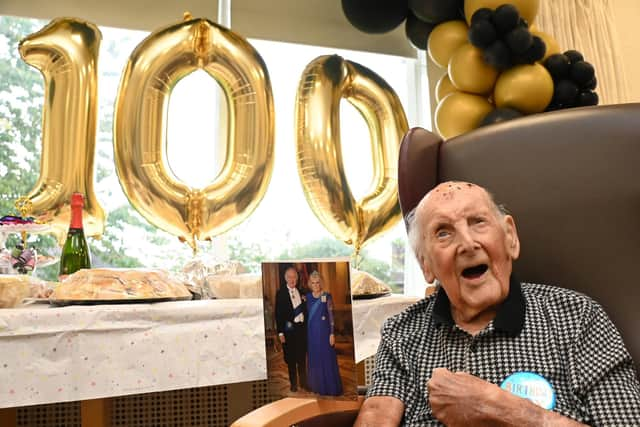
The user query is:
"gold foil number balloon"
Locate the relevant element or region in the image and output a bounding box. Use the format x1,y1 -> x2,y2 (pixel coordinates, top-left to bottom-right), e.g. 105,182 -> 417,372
18,18 -> 106,243
295,55 -> 407,252
114,16 -> 275,250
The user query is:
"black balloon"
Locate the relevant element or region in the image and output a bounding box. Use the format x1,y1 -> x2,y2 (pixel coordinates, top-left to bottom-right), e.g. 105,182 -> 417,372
409,0 -> 463,24
570,61 -> 595,87
471,8 -> 493,25
553,79 -> 579,106
544,54 -> 571,80
469,19 -> 497,48
576,90 -> 599,106
563,49 -> 584,64
519,35 -> 545,64
479,108 -> 524,127
545,101 -> 563,111
342,0 -> 409,34
405,11 -> 436,50
505,27 -> 533,55
583,76 -> 598,90
484,40 -> 512,70
493,4 -> 519,35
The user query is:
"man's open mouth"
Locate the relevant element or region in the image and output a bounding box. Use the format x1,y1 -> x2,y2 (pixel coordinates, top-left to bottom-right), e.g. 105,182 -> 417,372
461,264 -> 488,279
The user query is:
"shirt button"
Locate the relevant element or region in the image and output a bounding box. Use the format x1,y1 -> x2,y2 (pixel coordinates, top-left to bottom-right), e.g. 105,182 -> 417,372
469,341 -> 478,353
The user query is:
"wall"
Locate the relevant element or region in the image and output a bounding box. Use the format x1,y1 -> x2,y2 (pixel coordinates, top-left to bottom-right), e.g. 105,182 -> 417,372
613,0 -> 640,102
0,0 -> 414,58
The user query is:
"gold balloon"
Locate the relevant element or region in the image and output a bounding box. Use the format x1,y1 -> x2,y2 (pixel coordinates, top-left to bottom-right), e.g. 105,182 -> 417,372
18,18 -> 106,243
295,55 -> 407,252
465,0 -> 540,26
427,21 -> 469,69
494,64 -> 553,114
531,29 -> 561,61
435,73 -> 456,103
435,92 -> 493,139
448,43 -> 498,95
114,16 -> 275,250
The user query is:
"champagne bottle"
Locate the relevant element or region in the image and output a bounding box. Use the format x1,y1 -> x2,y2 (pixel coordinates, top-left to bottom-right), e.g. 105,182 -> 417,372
59,192 -> 91,279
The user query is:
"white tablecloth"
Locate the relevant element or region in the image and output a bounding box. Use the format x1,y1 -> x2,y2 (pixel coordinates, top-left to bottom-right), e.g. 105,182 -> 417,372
0,295 -> 419,408
353,295 -> 420,362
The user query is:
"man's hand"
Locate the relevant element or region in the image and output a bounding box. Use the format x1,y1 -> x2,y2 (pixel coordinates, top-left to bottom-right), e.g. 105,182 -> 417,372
427,368 -> 587,427
329,333 -> 335,347
354,396 -> 404,427
428,368 -> 500,426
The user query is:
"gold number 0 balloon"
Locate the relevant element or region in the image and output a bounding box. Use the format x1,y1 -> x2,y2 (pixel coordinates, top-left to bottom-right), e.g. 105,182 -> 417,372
295,55 -> 408,252
114,16 -> 275,250
18,18 -> 106,242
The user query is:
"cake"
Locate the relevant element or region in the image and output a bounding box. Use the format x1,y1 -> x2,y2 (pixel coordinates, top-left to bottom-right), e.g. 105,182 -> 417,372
51,268 -> 192,300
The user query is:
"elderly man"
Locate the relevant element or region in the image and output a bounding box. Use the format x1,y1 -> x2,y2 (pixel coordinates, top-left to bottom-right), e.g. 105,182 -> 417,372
355,182 -> 640,426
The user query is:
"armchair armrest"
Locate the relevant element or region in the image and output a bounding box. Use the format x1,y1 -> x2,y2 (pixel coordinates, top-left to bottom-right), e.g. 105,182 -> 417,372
231,396 -> 364,427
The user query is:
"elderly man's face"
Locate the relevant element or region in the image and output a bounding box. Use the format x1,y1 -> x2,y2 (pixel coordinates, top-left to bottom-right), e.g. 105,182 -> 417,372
418,183 -> 520,324
285,269 -> 298,288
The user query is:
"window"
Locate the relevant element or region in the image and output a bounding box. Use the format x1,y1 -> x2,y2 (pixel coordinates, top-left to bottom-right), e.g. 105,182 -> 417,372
0,15 -> 429,295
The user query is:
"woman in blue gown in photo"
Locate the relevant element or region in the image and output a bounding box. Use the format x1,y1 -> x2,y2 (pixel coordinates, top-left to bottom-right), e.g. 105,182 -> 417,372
305,271 -> 343,396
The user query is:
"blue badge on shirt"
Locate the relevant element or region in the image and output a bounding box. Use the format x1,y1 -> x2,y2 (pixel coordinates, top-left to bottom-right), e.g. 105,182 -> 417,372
500,372 -> 555,410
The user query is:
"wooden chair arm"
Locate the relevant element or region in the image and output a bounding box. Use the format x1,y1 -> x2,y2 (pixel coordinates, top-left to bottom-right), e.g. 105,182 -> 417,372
231,396 -> 364,427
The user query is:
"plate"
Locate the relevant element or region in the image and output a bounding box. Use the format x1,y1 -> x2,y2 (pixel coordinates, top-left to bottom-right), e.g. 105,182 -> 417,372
49,295 -> 193,307
0,249 -> 58,269
0,223 -> 51,233
352,292 -> 391,300
21,298 -> 51,305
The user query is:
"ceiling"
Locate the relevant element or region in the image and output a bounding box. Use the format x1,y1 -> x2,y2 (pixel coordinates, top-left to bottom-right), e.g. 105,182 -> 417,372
0,0 -> 417,58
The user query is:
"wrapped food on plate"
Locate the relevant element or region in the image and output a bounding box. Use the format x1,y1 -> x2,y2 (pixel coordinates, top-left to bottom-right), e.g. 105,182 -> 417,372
182,258 -> 256,299
0,274 -> 56,307
351,270 -> 392,299
206,273 -> 262,299
51,268 -> 192,301
0,274 -> 31,308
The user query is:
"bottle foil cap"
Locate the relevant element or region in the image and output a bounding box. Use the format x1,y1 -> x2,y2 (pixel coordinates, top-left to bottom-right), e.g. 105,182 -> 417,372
70,192 -> 84,208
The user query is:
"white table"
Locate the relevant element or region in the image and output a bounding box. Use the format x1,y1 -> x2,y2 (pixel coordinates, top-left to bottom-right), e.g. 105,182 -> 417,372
0,295 -> 419,410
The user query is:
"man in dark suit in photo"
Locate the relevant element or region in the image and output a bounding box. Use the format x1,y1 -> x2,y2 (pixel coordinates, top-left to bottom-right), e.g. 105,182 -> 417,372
275,266 -> 307,392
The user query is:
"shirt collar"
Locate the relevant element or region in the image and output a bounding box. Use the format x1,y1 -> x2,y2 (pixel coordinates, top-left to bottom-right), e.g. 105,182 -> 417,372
432,275 -> 525,337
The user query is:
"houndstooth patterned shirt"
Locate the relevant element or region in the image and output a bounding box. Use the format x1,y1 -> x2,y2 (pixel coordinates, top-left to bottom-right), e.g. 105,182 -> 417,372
367,277 -> 640,426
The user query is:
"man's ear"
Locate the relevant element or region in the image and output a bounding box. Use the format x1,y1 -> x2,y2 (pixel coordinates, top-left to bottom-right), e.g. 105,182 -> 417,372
421,255 -> 436,284
504,215 -> 520,260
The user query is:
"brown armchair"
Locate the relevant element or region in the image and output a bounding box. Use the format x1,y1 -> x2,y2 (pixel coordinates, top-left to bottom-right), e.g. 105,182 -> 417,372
232,103 -> 640,426
399,103 -> 640,372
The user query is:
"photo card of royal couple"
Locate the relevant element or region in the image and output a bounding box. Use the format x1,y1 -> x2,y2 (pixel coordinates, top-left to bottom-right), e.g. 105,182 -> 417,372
261,259 -> 357,401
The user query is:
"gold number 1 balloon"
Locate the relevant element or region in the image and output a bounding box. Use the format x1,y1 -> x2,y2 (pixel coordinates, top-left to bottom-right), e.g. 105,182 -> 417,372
114,15 -> 275,250
18,18 -> 106,242
295,55 -> 407,252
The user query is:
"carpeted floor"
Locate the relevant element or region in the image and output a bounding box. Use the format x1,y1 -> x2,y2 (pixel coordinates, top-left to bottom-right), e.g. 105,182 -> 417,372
266,336 -> 357,401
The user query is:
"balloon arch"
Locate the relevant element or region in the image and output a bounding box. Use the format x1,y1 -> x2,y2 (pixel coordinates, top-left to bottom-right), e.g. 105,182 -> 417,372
342,0 -> 599,139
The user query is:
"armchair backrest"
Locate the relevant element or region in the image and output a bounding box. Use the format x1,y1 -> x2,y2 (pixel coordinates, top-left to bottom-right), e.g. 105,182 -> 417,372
398,103 -> 640,372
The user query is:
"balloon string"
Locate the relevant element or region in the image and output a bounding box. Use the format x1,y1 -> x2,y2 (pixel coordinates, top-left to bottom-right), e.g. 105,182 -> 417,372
353,247 -> 362,270
191,235 -> 198,257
